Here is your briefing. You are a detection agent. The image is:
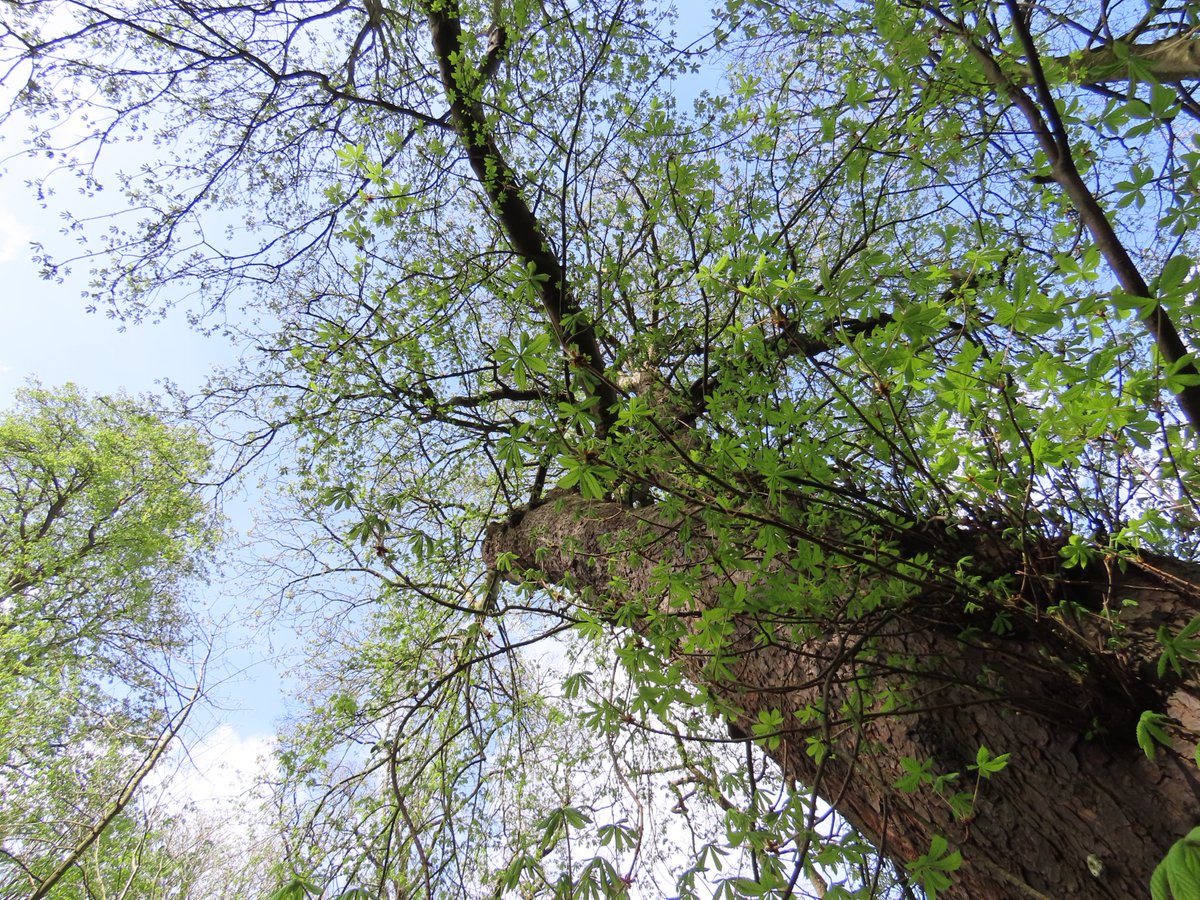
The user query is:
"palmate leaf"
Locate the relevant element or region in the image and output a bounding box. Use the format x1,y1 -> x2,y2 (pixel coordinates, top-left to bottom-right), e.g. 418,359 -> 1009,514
1152,827 -> 1200,900
1137,711 -> 1173,760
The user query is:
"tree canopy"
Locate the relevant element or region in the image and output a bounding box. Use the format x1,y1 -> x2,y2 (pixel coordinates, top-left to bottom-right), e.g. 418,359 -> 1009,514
4,0 -> 1200,896
0,384 -> 223,898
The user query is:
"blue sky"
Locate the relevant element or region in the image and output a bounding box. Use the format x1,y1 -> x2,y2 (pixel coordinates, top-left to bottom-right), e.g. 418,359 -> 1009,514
0,147 -> 288,744
0,165 -> 229,401
0,0 -> 724,787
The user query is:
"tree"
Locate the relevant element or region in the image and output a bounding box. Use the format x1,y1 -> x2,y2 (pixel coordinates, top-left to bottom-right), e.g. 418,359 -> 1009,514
0,384 -> 223,898
4,0 -> 1200,895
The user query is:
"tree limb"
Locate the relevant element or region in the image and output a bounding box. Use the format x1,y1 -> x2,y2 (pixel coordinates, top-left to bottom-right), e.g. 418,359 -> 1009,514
930,4 -> 1200,432
28,667 -> 206,900
424,3 -> 620,437
1062,31 -> 1200,85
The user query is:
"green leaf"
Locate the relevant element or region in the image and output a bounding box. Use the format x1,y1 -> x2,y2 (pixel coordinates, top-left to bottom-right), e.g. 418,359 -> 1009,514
1151,826 -> 1200,900
1157,617 -> 1200,677
895,757 -> 935,793
970,745 -> 1010,777
267,876 -> 319,900
1137,710 -> 1173,759
908,834 -> 962,900
1060,534 -> 1097,569
751,708 -> 785,750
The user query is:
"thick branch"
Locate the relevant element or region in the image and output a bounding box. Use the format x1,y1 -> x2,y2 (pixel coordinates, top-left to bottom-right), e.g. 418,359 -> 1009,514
1065,32 -> 1200,85
937,6 -> 1200,431
483,493 -> 1200,898
424,4 -> 619,436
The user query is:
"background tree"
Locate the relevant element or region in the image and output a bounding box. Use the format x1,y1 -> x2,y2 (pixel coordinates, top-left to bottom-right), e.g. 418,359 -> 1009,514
0,384 -> 224,898
4,0 -> 1200,896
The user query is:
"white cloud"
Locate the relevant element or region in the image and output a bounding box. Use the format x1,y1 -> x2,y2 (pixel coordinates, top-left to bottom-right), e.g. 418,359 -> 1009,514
136,725 -> 281,894
154,724 -> 277,812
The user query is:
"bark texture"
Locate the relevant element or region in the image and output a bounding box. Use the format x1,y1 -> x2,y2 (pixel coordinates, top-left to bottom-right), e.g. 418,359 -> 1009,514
484,493 -> 1200,898
1067,34 -> 1200,84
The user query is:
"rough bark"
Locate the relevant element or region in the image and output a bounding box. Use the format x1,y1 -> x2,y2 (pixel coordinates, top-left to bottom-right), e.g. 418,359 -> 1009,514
483,493 -> 1200,898
1064,33 -> 1200,85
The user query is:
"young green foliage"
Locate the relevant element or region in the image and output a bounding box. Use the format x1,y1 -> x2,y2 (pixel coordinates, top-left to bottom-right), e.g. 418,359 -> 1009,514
0,384 -> 222,898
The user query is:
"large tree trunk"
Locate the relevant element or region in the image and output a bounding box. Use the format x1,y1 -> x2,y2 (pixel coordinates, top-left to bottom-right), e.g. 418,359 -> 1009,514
484,492 -> 1200,898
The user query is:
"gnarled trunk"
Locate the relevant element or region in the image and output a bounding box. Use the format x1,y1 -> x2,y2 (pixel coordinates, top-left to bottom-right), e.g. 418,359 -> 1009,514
484,493 -> 1200,898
